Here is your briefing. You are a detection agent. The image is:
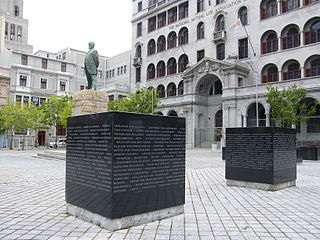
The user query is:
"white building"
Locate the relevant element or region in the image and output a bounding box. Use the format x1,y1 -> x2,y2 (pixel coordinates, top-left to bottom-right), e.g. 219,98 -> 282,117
129,0 -> 320,157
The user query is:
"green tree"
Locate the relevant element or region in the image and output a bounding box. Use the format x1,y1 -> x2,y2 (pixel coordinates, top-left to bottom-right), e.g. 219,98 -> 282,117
266,84 -> 319,127
40,95 -> 72,146
0,101 -> 41,150
108,88 -> 160,114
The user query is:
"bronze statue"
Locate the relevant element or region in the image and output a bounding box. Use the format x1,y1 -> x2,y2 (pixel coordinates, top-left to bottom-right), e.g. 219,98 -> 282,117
84,42 -> 99,90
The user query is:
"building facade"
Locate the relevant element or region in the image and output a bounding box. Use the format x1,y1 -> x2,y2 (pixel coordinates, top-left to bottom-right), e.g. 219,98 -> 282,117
130,0 -> 320,156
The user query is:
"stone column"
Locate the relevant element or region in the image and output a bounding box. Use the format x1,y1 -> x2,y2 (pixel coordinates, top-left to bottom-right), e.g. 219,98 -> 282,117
72,90 -> 108,116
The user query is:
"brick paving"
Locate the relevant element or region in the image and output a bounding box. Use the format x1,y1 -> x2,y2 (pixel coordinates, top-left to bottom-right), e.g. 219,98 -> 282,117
0,150 -> 320,240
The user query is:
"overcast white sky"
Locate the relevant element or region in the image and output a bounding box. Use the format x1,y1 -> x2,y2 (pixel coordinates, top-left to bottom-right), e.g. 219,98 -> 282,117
24,0 -> 133,57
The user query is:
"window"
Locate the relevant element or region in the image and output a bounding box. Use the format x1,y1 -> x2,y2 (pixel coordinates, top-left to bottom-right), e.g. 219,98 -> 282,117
21,55 -> 28,65
197,22 -> 205,40
10,24 -> 15,40
238,77 -> 244,87
282,27 -> 300,49
5,22 -> 8,39
124,65 -> 127,74
158,12 -> 166,28
157,36 -> 166,52
168,7 -> 177,24
40,78 -> 47,89
179,2 -> 189,19
178,81 -> 184,95
214,81 -> 223,94
61,62 -> 67,72
216,15 -> 225,31
19,75 -> 27,86
261,32 -> 278,54
306,59 -> 320,77
138,1 -> 143,12
197,50 -> 205,62
98,70 -> 102,78
238,38 -> 248,59
62,52 -> 66,60
56,124 -> 67,136
109,95 -> 115,102
304,0 -> 320,5
23,96 -> 29,105
178,55 -> 189,73
167,83 -> 177,97
197,0 -> 204,12
147,39 -> 156,55
42,59 -> 48,69
283,61 -> 301,80
157,61 -> 166,78
17,26 -> 22,42
305,21 -> 320,45
80,85 -> 85,90
121,67 -> 123,75
117,67 -> 120,75
239,7 -> 248,25
167,58 -> 177,75
112,69 -> 115,77
261,0 -> 277,19
216,0 -> 225,4
14,6 -> 20,16
16,95 -> 22,106
178,27 -> 188,45
137,22 -> 142,37
157,85 -> 165,98
148,16 -> 156,32
167,32 -> 177,49
217,44 -> 225,60
136,68 -> 141,82
281,0 -> 300,13
148,0 -> 157,10
147,64 -> 155,80
59,82 -> 66,91
40,98 -> 46,106
262,64 -> 279,83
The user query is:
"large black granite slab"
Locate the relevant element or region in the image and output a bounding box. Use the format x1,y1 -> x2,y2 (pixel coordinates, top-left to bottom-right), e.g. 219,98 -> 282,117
66,112 -> 186,219
225,127 -> 296,185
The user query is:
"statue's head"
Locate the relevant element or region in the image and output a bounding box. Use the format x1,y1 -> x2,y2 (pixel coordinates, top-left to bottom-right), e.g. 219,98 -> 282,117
88,42 -> 95,50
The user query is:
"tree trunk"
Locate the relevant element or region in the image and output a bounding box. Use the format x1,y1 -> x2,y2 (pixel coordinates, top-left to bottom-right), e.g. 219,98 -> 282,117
9,129 -> 13,150
22,129 -> 26,150
55,123 -> 58,148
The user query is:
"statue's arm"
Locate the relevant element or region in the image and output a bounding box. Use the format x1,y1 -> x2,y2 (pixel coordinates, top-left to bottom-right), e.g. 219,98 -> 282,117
93,50 -> 99,68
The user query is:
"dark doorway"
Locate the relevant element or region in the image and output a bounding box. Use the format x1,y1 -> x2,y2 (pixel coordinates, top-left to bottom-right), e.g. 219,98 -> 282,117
38,131 -> 46,146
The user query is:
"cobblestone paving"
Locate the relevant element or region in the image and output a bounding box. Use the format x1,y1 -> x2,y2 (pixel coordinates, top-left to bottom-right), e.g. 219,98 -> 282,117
0,150 -> 320,240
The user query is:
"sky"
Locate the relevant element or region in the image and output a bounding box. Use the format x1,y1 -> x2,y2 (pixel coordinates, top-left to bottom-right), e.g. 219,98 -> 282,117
23,0 -> 133,57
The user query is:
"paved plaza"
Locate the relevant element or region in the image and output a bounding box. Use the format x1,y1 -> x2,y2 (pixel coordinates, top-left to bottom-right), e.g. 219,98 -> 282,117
0,149 -> 320,240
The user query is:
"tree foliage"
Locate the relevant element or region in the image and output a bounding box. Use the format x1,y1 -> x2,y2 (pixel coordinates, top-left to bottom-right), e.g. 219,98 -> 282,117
108,88 -> 160,114
266,84 -> 319,126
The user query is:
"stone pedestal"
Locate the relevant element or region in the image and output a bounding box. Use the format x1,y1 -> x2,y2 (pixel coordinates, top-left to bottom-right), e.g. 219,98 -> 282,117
72,90 -> 107,116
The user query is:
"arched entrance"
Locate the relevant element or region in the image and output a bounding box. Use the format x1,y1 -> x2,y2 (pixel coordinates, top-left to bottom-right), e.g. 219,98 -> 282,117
247,102 -> 266,127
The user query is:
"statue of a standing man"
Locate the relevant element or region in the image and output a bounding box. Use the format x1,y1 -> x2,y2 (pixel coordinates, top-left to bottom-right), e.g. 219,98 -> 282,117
84,42 -> 99,90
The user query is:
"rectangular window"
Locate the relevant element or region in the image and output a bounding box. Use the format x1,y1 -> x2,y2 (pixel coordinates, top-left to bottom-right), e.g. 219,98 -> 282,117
148,0 -> 157,10
61,62 -> 67,72
19,75 -> 27,86
40,98 -> 46,105
137,22 -> 142,37
14,6 -> 20,16
56,124 -> 67,136
40,78 -> 47,89
23,96 -> 29,105
179,2 -> 189,19
59,82 -> 66,91
197,0 -> 204,12
158,12 -> 166,28
112,69 -> 115,77
138,1 -> 143,12
168,7 -> 177,24
197,50 -> 205,62
62,52 -> 66,60
80,85 -> 84,90
124,65 -> 127,74
5,22 -> 8,39
21,55 -> 28,65
238,77 -> 244,87
136,68 -> 141,82
238,38 -> 248,59
121,66 -> 123,74
148,16 -> 157,32
109,95 -> 115,102
17,26 -> 22,42
31,96 -> 39,106
10,24 -> 15,40
117,67 -> 120,75
42,59 -> 48,69
16,95 -> 22,106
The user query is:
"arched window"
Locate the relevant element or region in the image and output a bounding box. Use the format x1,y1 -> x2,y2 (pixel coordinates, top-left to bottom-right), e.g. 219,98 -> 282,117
156,61 -> 166,78
261,64 -> 279,83
197,22 -> 205,40
167,82 -> 177,97
304,20 -> 320,45
305,56 -> 320,77
282,60 -> 301,80
247,103 -> 266,127
261,0 -> 278,19
282,0 -> 300,13
178,27 -> 188,45
147,39 -> 156,56
147,64 -> 155,80
215,15 -> 225,31
167,58 -> 177,75
238,7 -> 248,25
135,45 -> 142,58
157,35 -> 166,53
157,85 -> 165,98
178,54 -> 188,73
167,31 -> 177,49
214,80 -> 223,94
214,110 -> 223,141
178,80 -> 184,95
216,44 -> 225,60
261,31 -> 278,54
281,26 -> 300,49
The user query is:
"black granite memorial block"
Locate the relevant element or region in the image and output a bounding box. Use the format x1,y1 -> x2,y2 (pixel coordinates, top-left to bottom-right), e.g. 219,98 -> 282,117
66,111 -> 186,219
225,127 -> 296,185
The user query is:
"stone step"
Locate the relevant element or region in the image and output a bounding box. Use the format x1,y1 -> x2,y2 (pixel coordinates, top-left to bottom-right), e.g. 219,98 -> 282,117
33,151 -> 66,161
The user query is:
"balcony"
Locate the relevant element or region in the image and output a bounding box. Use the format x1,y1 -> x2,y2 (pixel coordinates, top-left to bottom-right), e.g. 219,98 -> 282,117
213,31 -> 227,43
133,57 -> 142,67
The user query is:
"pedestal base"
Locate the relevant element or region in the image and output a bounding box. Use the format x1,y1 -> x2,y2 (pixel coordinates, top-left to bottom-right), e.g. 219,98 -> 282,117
226,179 -> 296,191
66,204 -> 184,231
72,90 -> 107,116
